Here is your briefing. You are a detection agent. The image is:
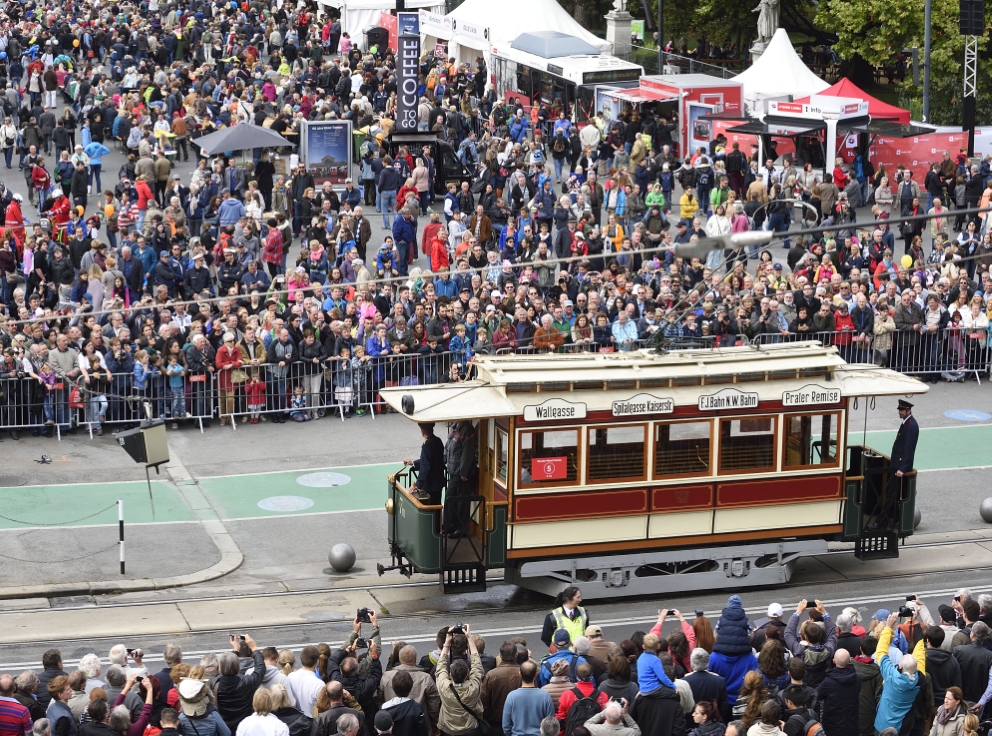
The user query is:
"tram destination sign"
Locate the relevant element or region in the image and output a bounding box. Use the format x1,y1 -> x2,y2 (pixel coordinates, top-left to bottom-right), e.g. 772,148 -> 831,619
782,384 -> 842,407
612,393 -> 674,417
523,398 -> 588,422
699,388 -> 759,411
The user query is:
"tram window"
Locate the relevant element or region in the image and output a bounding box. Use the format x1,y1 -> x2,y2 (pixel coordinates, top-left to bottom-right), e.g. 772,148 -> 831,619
784,413 -> 839,468
655,421 -> 711,477
496,428 -> 509,484
719,417 -> 777,473
587,425 -> 647,482
519,429 -> 580,486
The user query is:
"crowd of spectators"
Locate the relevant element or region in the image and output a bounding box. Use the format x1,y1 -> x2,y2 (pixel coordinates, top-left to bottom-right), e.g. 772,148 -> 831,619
1,0 -> 992,444
2,589 -> 992,736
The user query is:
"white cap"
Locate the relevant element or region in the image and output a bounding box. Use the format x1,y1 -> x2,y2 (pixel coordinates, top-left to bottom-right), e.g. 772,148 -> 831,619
767,603 -> 784,618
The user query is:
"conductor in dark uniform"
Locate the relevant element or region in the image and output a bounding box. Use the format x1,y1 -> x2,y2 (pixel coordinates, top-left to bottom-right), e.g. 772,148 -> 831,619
873,399 -> 920,527
403,422 -> 446,504
890,399 -> 920,478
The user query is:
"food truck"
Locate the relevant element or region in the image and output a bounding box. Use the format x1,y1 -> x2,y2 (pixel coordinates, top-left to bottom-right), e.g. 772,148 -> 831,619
595,74 -> 743,158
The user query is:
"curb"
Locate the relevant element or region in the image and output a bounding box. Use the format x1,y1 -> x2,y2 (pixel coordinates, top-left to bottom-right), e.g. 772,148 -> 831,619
0,447 -> 245,602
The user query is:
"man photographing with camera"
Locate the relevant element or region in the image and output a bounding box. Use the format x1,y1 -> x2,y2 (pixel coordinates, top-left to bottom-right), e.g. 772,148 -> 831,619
436,624 -> 484,736
327,612 -> 382,724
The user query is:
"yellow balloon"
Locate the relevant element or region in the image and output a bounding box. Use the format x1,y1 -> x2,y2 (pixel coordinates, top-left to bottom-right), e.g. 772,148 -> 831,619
900,254 -> 913,269
73,39 -> 80,47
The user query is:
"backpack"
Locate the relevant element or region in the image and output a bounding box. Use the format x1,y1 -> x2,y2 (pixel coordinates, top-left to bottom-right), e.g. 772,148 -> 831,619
564,687 -> 601,736
281,711 -> 312,736
553,135 -> 567,154
697,168 -> 712,188
787,712 -> 824,736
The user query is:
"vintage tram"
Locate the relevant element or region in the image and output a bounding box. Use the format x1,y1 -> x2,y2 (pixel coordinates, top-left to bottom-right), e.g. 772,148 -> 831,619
377,342 -> 927,598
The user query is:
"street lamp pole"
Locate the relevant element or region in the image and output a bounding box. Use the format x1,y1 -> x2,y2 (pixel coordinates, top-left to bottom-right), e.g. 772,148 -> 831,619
922,0 -> 931,120
657,0 -> 663,73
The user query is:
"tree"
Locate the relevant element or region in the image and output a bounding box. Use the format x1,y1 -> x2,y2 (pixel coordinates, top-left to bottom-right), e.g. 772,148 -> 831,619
816,0 -> 990,122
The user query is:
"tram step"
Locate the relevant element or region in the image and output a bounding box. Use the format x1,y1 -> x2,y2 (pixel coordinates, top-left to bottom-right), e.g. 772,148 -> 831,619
855,530 -> 900,560
442,565 -> 487,594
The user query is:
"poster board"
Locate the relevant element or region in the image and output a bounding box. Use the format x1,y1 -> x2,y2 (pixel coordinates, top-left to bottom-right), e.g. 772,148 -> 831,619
301,119 -> 354,187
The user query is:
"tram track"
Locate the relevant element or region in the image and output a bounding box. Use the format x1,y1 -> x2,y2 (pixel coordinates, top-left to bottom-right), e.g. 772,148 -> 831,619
1,534 -> 988,619
0,543 -> 988,662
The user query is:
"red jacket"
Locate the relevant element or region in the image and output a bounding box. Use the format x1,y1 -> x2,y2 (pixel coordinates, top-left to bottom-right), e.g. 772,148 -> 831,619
431,237 -> 450,271
214,344 -> 243,391
135,180 -> 154,210
32,165 -> 51,191
556,682 -> 609,732
46,196 -> 71,226
832,310 -> 855,346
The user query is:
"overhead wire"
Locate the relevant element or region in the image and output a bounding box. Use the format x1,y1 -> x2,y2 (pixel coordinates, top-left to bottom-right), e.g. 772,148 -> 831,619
4,204 -> 991,333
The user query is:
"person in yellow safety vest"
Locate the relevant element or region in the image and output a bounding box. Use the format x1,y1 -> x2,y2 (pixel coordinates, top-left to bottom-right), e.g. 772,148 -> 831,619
541,586 -> 589,647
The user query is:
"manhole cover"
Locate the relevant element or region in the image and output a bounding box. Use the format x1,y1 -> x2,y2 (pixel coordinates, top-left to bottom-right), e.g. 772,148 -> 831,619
296,472 -> 352,488
0,476 -> 27,487
257,495 -> 315,512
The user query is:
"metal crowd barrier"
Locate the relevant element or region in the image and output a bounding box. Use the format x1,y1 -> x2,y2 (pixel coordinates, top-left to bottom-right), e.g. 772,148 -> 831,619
752,327 -> 990,382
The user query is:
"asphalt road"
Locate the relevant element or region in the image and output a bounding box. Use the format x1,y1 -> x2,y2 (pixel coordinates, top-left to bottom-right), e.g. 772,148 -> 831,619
0,568 -> 985,669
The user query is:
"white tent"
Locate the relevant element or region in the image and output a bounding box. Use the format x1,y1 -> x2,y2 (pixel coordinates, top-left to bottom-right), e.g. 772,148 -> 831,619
316,0 -> 443,44
436,0 -> 611,66
733,29 -> 829,111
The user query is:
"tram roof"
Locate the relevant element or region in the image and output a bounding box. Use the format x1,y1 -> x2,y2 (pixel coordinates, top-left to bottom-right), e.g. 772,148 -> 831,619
381,342 -> 928,422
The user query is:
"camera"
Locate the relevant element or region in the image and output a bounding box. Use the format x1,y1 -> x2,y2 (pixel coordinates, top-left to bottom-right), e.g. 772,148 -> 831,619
667,610 -> 677,615
450,622 -> 465,635
898,605 -> 914,617
954,595 -> 961,602
906,595 -> 917,602
357,607 -> 373,624
354,638 -> 368,649
695,610 -> 705,618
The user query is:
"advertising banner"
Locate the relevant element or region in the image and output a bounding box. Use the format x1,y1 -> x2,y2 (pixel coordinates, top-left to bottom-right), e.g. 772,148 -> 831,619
301,120 -> 353,187
396,12 -> 421,134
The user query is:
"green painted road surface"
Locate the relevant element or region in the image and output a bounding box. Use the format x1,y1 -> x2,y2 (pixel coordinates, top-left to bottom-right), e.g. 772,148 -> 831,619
0,480 -> 189,529
0,463 -> 401,529
3,426 -> 989,530
196,463 -> 401,520
859,425 -> 992,471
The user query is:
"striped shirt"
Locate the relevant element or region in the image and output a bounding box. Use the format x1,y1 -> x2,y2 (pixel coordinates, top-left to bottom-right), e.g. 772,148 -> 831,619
0,696 -> 32,736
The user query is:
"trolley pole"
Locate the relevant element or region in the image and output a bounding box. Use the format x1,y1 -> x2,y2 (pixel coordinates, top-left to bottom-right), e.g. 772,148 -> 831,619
118,499 -> 125,575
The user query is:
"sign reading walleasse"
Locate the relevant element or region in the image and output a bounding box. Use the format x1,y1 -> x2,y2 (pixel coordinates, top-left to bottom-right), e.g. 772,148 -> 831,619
612,393 -> 675,417
698,388 -> 760,411
782,384 -> 842,407
523,398 -> 588,422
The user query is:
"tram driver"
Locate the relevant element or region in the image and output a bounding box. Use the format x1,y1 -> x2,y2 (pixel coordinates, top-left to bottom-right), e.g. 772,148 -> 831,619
403,423 -> 446,504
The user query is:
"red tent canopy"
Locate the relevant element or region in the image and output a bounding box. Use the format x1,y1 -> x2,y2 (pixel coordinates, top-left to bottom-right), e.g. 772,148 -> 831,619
795,78 -> 910,124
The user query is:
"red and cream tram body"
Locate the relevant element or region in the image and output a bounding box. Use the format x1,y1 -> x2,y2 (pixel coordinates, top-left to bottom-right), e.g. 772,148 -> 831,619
378,343 -> 927,598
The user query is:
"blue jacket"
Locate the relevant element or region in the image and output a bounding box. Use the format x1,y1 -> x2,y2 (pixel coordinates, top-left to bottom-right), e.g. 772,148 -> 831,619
217,197 -> 246,226
708,650 -> 759,704
392,214 -> 416,246
636,650 -> 677,695
537,650 -> 587,687
873,626 -> 924,732
713,595 -> 753,656
509,116 -> 529,143
434,277 -> 457,299
83,142 -> 111,166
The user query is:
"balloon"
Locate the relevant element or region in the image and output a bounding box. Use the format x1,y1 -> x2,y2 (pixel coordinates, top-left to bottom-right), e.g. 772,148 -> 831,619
73,39 -> 80,47
104,204 -> 115,217
901,254 -> 913,269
